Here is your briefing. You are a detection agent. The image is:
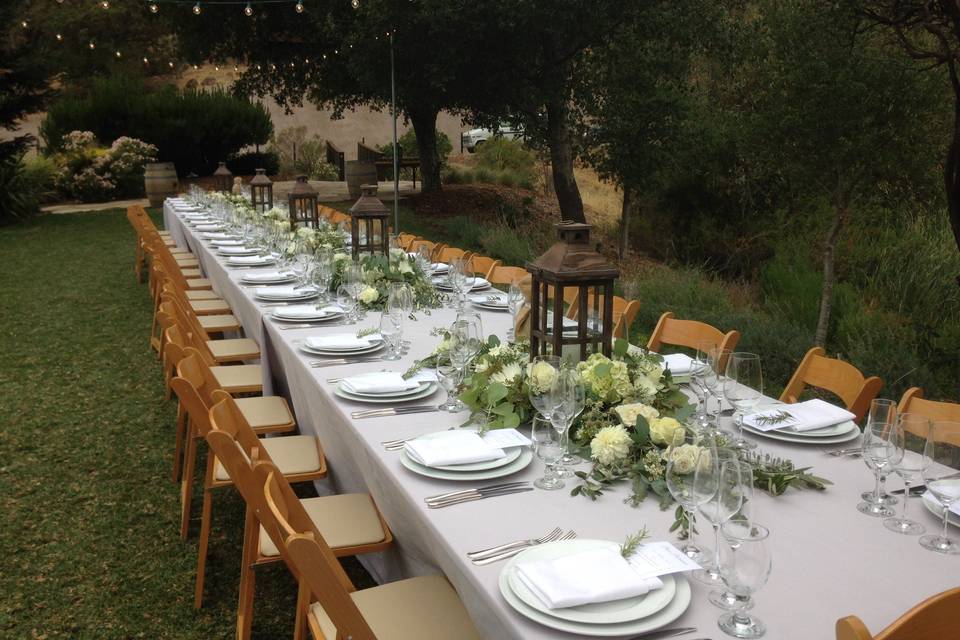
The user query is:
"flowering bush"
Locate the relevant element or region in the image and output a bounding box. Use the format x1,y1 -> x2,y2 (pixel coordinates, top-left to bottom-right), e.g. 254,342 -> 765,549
53,131 -> 156,202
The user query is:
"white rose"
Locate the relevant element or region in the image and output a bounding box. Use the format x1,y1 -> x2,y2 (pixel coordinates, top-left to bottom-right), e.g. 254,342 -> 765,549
634,376 -> 659,403
397,261 -> 413,275
490,362 -> 522,385
358,286 -> 379,304
527,361 -> 558,394
614,403 -> 659,427
389,247 -> 405,259
665,443 -> 708,475
284,242 -> 297,255
473,359 -> 490,374
649,417 -> 685,446
590,425 -> 633,466
435,338 -> 452,354
487,344 -> 506,358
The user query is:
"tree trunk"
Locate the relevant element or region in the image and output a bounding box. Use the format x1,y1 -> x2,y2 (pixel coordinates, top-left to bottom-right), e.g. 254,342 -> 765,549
408,106 -> 442,193
545,96 -> 585,223
945,90 -> 960,286
619,186 -> 633,259
814,200 -> 849,347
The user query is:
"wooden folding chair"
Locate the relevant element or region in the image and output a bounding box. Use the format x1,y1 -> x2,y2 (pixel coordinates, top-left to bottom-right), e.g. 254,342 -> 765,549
437,247 -> 473,264
469,255 -> 501,281
837,586 -> 960,640
489,265 -> 528,285
165,324 -> 262,395
898,388 -> 960,424
647,311 -> 741,371
397,232 -> 420,251
781,347 -> 883,422
166,294 -> 260,364
205,421 -> 393,640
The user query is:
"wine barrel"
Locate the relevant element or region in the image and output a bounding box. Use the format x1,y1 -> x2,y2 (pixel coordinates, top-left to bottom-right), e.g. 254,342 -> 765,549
144,162 -> 179,206
345,160 -> 377,199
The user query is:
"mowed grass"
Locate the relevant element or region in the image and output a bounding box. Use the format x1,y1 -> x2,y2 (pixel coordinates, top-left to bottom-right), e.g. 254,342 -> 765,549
0,210 -> 303,638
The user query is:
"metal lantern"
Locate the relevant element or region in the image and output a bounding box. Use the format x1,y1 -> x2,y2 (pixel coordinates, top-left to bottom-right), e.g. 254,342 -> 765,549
249,168 -> 273,212
348,184 -> 391,258
526,222 -> 619,361
287,175 -> 319,229
212,161 -> 233,192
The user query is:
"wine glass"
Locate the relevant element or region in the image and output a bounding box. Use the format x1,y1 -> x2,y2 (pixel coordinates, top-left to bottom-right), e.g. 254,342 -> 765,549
336,284 -> 357,323
723,353 -> 762,450
313,248 -> 334,305
448,258 -> 470,311
416,245 -> 434,277
455,310 -> 484,346
507,279 -> 526,342
549,367 -> 585,478
920,421 -> 960,554
883,413 -> 929,536
701,346 -> 731,434
531,415 -> 565,490
857,399 -> 899,517
694,449 -> 743,585
527,355 -> 562,421
709,459 -> 757,611
379,311 -> 402,361
691,343 -> 714,428
717,521 -> 772,638
857,418 -> 898,518
447,321 -> 480,412
435,354 -> 461,413
665,429 -> 719,560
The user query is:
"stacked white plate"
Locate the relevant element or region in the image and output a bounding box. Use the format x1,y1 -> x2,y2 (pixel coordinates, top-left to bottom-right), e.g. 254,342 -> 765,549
332,370 -> 437,405
210,238 -> 246,247
499,539 -> 692,636
470,291 -> 509,311
240,270 -> 297,285
253,285 -> 319,302
298,333 -> 385,356
741,401 -> 860,445
217,245 -> 260,257
433,276 -> 491,293
195,223 -> 225,232
226,254 -> 277,267
399,431 -> 533,481
271,304 -> 344,323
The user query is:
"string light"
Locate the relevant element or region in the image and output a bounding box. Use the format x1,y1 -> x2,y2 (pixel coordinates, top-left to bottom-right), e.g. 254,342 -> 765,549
55,33 -> 63,41
244,2 -> 253,15
233,64 -> 239,72
295,1 -> 304,12
351,0 -> 359,8
88,40 -> 96,49
149,3 -> 159,13
115,50 -> 122,58
20,19 -> 28,28
143,57 -> 149,64
192,2 -> 201,15
101,1 -> 110,9
168,61 -> 175,68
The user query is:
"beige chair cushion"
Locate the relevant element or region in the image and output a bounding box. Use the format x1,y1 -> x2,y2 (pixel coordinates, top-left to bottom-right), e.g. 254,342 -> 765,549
185,278 -> 213,290
190,299 -> 232,315
235,396 -> 294,430
260,494 -> 385,557
198,314 -> 240,332
176,259 -> 200,269
210,364 -> 262,393
214,435 -> 320,482
181,268 -> 203,278
170,248 -> 193,256
185,289 -> 220,301
207,338 -> 260,361
309,575 -> 481,640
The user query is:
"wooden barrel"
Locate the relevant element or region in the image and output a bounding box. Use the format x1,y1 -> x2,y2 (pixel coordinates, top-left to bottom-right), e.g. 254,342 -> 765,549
345,160 -> 377,199
144,162 -> 179,206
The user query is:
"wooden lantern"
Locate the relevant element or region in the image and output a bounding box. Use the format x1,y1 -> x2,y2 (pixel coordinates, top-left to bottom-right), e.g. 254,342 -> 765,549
526,222 -> 619,361
348,184 -> 390,258
249,168 -> 273,212
212,161 -> 233,192
287,175 -> 319,229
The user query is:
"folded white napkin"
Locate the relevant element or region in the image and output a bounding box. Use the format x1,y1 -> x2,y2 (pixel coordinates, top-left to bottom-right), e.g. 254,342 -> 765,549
516,547 -> 664,609
745,398 -> 855,432
256,286 -> 317,298
662,353 -> 695,376
196,224 -> 223,231
274,305 -> 328,319
431,262 -> 449,272
219,246 -> 257,255
469,277 -> 490,289
202,232 -> 231,239
404,431 -> 506,467
470,292 -> 507,304
306,333 -> 379,350
341,371 -> 419,394
242,270 -> 294,282
211,239 -> 245,247
228,255 -> 273,264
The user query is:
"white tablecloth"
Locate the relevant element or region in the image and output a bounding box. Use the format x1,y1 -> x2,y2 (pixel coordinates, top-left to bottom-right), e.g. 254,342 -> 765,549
163,202 -> 958,640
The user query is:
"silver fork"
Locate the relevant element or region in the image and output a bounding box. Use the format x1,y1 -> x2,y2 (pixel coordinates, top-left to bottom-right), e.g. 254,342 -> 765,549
467,527 -> 563,561
472,530 -> 577,566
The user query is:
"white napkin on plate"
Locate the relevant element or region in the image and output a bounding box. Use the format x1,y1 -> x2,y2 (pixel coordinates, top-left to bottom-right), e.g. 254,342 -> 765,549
341,371 -> 419,394
306,333 -> 379,350
228,255 -> 272,264
744,398 -> 855,432
404,430 -> 505,467
431,262 -> 449,272
274,305 -> 328,319
470,292 -> 507,304
516,547 -> 664,609
469,277 -> 490,289
256,286 -> 316,298
242,270 -> 294,282
196,224 -> 223,231
202,232 -> 231,239
661,353 -> 695,376
219,246 -> 257,254
211,239 -> 245,247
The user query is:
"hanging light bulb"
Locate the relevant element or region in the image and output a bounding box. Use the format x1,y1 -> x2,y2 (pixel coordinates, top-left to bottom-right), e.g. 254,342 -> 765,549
149,2 -> 159,13
295,1 -> 304,12
256,64 -> 262,70
243,2 -> 253,16
233,64 -> 239,72
143,57 -> 149,64
88,40 -> 96,49
20,20 -> 28,28
100,1 -> 110,9
214,65 -> 220,71
192,2 -> 202,15
168,61 -> 175,68
351,0 -> 359,8
55,33 -> 63,41
115,50 -> 122,58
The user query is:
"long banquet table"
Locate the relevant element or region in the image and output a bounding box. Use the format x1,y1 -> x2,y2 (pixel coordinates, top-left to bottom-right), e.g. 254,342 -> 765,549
164,201 -> 956,640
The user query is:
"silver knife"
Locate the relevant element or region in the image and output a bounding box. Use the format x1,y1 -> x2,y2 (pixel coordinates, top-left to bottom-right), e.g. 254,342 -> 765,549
428,486 -> 534,508
352,406 -> 440,419
310,357 -> 383,368
624,628 -> 698,640
425,481 -> 529,504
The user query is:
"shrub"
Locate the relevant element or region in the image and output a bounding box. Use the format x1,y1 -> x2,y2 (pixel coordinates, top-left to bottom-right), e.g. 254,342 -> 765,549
51,130 -> 156,202
480,224 -> 537,266
440,215 -> 485,250
0,153 -> 56,224
268,127 -> 339,180
475,138 -> 537,186
379,128 -> 453,165
41,75 -> 272,177
227,151 -> 280,176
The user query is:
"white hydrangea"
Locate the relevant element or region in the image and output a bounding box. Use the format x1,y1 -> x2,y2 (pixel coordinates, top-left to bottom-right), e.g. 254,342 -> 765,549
358,286 -> 379,304
527,361 -> 558,394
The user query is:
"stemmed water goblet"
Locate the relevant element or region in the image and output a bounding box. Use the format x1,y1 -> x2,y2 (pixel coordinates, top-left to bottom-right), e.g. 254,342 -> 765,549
920,421 -> 960,554
344,261 -> 365,320
694,449 -> 744,586
665,429 -> 719,561
723,352 -> 762,450
416,245 -> 434,277
548,367 -> 586,479
435,354 -> 462,413
709,459 -> 756,611
857,399 -> 899,517
717,521 -> 772,638
531,415 -> 565,490
313,249 -> 334,305
446,320 -> 481,412
336,284 -> 357,324
883,413 -> 928,536
379,311 -> 403,361
699,345 -> 731,434
507,280 -> 526,342
528,354 -> 562,431
448,258 -> 470,311
691,345 -> 713,428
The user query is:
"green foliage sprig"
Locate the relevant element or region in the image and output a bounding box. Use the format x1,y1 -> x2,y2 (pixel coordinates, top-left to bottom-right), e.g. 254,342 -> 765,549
620,527 -> 652,558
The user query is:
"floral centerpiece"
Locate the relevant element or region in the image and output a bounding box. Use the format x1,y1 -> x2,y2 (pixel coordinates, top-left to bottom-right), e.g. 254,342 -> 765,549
330,248 -> 442,311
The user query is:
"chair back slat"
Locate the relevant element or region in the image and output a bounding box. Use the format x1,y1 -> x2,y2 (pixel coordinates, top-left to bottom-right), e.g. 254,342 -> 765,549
781,347 -> 883,421
836,587 -> 960,640
646,311 -> 740,370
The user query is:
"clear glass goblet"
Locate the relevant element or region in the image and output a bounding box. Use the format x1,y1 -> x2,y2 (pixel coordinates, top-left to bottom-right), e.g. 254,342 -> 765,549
717,521 -> 772,638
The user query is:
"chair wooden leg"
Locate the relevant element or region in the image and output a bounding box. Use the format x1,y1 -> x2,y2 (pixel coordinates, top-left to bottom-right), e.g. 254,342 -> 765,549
172,404 -> 186,482
293,578 -> 310,640
193,467 -> 214,608
179,424 -> 198,540
236,506 -> 258,640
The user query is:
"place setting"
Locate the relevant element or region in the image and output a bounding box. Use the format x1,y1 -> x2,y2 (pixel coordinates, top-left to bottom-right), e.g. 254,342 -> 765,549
397,427 -> 535,483
253,284 -> 320,305
296,331 -> 385,360
469,290 -> 510,311
334,370 -> 439,408
239,269 -> 297,286
225,253 -> 278,268
216,244 -> 262,257
270,304 -> 346,327
740,398 -> 860,445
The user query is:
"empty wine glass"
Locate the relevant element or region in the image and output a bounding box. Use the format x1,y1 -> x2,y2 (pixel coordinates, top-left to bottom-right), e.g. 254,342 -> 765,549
691,343 -> 714,428
549,367 -> 586,478
313,249 -> 334,304
435,354 -> 461,413
857,399 -> 899,517
507,280 -> 526,342
694,449 -> 743,586
723,353 -> 762,450
883,413 -> 929,536
701,346 -> 731,434
709,460 -> 757,611
858,418 -> 898,518
336,284 -> 357,323
920,421 -> 960,554
527,355 -> 562,421
665,429 -> 719,560
531,415 -> 565,490
379,311 -> 402,361
717,521 -> 772,638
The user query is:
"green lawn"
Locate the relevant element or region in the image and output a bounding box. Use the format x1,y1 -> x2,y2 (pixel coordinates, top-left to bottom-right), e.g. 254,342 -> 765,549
0,210 -> 368,638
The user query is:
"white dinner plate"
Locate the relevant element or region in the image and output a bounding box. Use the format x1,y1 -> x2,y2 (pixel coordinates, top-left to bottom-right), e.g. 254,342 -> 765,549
226,256 -> 276,266
764,419 -> 859,438
337,379 -> 431,399
242,276 -> 298,285
271,308 -> 344,323
217,247 -> 260,256
922,484 -> 960,528
400,448 -> 533,481
403,429 -> 524,471
471,302 -> 509,312
299,340 -> 384,356
499,553 -> 691,636
505,539 -> 677,624
255,289 -> 319,301
334,382 -> 438,404
742,421 -> 860,445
